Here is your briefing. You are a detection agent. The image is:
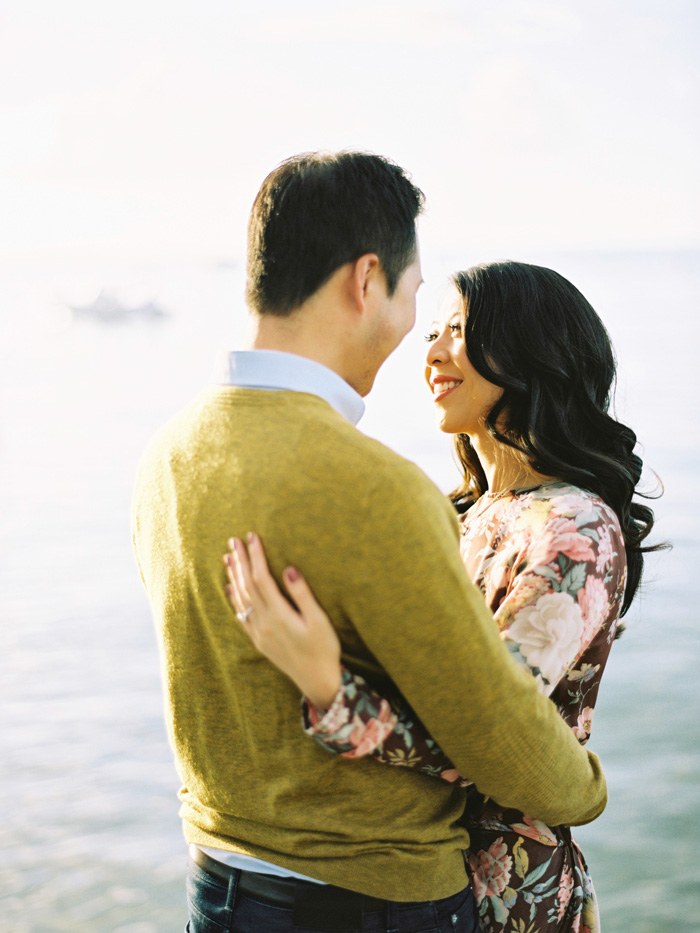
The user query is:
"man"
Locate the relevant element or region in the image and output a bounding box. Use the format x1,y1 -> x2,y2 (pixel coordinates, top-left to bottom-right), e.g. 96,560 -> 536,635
132,151 -> 607,932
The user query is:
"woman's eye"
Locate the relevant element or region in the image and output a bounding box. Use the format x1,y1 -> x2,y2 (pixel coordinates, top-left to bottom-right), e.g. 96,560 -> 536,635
423,331 -> 438,342
449,323 -> 462,335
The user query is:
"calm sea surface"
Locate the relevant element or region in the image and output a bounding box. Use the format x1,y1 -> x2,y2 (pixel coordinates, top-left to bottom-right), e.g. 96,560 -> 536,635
1,250 -> 698,931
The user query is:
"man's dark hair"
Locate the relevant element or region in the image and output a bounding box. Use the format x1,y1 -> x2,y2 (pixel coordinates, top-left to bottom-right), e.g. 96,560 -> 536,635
246,151 -> 425,316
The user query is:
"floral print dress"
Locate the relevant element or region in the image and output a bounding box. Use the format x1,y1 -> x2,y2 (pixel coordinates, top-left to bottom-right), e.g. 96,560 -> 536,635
304,482 -> 627,933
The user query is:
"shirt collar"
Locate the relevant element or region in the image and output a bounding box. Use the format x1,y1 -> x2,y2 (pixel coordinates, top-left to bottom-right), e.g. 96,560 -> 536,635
213,350 -> 365,426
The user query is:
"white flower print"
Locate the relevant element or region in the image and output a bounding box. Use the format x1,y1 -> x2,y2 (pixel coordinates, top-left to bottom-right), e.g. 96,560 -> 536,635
549,492 -> 593,518
506,592 -> 584,687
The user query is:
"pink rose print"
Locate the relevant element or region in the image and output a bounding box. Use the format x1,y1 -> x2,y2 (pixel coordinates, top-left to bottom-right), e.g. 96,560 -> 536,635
348,716 -> 396,757
439,768 -> 461,783
557,870 -> 574,920
375,701 -> 395,725
531,518 -> 596,565
549,492 -> 591,517
578,576 -> 609,642
573,706 -> 595,741
468,837 -> 513,901
595,522 -> 615,573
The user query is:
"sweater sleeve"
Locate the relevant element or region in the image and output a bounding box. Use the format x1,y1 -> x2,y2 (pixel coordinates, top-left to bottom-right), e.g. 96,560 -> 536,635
303,491 -> 625,788
338,465 -> 607,827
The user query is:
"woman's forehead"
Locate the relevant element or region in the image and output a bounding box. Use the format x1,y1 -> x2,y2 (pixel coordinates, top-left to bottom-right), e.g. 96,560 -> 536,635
433,287 -> 463,327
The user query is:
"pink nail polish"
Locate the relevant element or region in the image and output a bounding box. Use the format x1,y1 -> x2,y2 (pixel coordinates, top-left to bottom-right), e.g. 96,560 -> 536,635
286,567 -> 299,582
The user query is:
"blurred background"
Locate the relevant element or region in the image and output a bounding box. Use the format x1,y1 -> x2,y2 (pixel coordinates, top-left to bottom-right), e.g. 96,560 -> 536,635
1,2 -> 698,930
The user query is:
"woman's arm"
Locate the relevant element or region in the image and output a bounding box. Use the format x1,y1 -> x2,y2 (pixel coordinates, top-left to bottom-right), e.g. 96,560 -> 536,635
303,666 -> 469,785
225,534 -> 467,783
225,491 -> 625,785
300,493 -> 625,774
493,494 -> 627,697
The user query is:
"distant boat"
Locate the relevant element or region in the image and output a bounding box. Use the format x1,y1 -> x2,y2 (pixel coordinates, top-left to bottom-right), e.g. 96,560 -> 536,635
69,290 -> 168,323
215,258 -> 239,270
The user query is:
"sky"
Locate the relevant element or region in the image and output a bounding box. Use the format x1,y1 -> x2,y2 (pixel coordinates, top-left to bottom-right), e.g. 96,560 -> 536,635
1,0 -> 698,262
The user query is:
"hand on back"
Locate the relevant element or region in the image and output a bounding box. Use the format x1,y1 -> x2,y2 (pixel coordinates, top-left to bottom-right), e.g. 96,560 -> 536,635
224,534 -> 343,710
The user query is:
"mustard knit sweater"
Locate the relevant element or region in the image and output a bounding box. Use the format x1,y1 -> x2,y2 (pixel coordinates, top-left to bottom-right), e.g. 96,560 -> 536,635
132,387 -> 606,901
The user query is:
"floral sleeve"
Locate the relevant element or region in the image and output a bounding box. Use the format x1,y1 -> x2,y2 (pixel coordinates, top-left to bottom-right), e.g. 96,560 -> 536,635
303,666 -> 469,785
303,485 -> 626,782
493,490 -> 626,697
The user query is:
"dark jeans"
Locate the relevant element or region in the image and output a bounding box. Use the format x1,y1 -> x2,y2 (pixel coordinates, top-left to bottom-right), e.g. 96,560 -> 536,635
185,859 -> 478,933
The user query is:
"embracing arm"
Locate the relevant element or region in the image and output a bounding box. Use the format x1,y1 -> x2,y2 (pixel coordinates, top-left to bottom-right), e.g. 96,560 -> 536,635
343,480 -> 606,826
297,492 -> 625,781
227,466 -> 608,827
227,537 -> 467,783
304,667 -> 470,786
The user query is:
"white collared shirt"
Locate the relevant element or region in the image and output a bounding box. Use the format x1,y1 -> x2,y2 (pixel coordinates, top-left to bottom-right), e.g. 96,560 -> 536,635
213,349 -> 365,425
200,349 -> 363,882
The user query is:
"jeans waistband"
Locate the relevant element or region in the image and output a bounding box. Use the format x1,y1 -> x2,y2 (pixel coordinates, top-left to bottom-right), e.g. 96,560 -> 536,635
190,845 -> 386,912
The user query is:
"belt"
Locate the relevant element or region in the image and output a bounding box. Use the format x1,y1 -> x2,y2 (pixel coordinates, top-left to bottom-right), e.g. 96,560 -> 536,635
190,846 -> 386,923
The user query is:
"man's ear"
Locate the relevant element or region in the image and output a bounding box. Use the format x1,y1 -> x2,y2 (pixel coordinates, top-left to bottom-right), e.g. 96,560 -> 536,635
349,254 -> 381,312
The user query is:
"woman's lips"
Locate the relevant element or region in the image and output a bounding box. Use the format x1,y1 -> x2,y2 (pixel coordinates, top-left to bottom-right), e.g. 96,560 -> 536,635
431,379 -> 462,402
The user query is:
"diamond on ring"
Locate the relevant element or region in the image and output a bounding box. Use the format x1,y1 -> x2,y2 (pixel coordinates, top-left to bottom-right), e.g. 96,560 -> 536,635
236,606 -> 254,623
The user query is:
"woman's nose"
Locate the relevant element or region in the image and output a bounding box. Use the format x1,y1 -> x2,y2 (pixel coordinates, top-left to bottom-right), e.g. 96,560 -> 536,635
426,335 -> 450,366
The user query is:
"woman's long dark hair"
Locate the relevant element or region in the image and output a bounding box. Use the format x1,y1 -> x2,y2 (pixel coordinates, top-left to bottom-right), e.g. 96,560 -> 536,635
450,260 -> 662,616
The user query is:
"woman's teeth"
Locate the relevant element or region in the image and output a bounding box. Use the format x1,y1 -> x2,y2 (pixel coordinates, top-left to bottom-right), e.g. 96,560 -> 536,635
433,380 -> 461,395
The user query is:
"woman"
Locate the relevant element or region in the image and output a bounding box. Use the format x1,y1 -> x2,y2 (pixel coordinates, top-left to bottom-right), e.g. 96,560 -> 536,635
224,261 -> 659,932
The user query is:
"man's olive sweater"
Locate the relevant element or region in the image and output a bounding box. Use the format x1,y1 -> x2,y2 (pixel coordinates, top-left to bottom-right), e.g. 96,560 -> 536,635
132,386 -> 606,901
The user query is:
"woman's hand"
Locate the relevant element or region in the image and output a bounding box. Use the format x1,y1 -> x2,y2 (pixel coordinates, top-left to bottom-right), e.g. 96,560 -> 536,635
224,534 -> 342,710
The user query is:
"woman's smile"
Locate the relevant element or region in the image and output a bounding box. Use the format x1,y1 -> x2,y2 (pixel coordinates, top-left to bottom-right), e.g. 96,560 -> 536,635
424,292 -> 503,436
430,375 -> 463,402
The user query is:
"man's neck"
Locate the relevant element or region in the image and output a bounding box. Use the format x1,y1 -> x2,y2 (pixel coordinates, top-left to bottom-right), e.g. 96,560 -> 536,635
250,312 -> 357,392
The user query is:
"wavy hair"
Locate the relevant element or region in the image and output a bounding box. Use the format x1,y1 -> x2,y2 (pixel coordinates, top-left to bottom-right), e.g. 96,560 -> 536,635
450,260 -> 663,616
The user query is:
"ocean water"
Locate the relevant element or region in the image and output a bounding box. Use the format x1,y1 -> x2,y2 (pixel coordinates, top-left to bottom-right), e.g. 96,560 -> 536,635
1,250 -> 698,932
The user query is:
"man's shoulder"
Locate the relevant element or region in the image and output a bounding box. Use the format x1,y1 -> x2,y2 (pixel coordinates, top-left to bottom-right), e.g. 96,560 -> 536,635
133,386 -> 450,516
133,394 -> 206,486
215,386 -> 443,498
299,409 -> 448,505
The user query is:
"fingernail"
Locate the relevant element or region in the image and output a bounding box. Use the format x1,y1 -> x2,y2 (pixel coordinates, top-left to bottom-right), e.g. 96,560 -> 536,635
247,532 -> 256,544
227,538 -> 235,550
285,566 -> 299,582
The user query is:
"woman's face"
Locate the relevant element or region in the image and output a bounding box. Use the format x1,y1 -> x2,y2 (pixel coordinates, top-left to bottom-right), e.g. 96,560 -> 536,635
424,290 -> 503,436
